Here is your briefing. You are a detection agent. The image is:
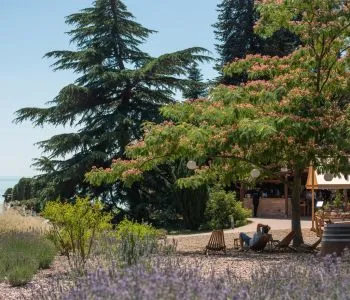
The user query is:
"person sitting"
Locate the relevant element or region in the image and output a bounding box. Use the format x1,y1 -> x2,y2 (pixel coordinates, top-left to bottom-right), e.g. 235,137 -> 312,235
239,223 -> 271,251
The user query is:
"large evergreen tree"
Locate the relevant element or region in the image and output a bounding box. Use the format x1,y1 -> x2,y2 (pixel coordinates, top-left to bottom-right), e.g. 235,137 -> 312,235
182,62 -> 207,99
15,0 -> 210,203
213,0 -> 298,84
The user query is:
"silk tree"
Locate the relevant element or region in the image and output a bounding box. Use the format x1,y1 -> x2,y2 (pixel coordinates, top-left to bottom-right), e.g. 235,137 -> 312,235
87,0 -> 350,245
213,0 -> 298,84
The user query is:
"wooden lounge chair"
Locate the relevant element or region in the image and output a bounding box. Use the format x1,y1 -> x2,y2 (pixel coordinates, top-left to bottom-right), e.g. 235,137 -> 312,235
250,235 -> 269,252
289,237 -> 322,252
300,237 -> 322,252
205,229 -> 226,255
272,231 -> 296,251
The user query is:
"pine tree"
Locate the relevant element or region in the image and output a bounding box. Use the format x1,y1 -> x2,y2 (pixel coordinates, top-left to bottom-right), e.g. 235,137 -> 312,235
214,0 -> 256,67
182,62 -> 207,99
15,0 -> 210,203
213,0 -> 298,84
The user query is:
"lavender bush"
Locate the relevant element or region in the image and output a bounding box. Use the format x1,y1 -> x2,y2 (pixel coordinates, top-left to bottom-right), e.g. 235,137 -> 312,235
42,259 -> 238,300
91,220 -> 176,269
0,232 -> 56,286
38,252 -> 350,300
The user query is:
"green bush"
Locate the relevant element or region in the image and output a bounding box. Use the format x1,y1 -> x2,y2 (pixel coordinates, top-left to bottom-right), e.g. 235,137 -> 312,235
0,232 -> 56,286
7,258 -> 38,286
43,197 -> 112,273
205,188 -> 251,229
36,239 -> 57,269
116,219 -> 168,266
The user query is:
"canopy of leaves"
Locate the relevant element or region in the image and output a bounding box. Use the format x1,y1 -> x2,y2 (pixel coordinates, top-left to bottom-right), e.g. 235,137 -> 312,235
182,62 -> 208,100
213,0 -> 299,84
14,0 -> 211,203
88,0 -> 350,187
86,1 -> 350,245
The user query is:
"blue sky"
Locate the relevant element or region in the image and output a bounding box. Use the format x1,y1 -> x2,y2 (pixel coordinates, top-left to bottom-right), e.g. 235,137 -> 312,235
0,0 -> 219,177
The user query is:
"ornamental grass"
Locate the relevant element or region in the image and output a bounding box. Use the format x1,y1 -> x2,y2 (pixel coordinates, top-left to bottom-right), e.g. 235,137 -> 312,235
0,209 -> 50,234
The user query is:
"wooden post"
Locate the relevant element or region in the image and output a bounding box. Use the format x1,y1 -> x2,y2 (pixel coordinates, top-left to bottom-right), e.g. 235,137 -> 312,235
284,179 -> 289,217
311,165 -> 316,231
239,186 -> 245,201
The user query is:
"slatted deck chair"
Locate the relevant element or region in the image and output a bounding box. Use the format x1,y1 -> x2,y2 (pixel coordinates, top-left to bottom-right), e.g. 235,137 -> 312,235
205,229 -> 226,255
300,237 -> 322,252
249,234 -> 269,252
288,237 -> 322,252
272,231 -> 296,251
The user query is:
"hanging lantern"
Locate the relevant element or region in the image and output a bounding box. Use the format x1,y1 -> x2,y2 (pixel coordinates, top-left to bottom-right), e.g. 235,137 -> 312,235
186,160 -> 198,170
280,166 -> 288,172
324,173 -> 334,181
250,168 -> 261,178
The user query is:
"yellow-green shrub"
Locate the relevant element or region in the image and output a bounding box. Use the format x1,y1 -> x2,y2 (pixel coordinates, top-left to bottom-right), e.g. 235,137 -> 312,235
43,197 -> 112,273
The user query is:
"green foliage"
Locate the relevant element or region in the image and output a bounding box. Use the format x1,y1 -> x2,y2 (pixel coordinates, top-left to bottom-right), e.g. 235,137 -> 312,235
12,178 -> 33,201
182,62 -> 208,99
89,1 -> 350,246
324,202 -> 331,212
213,0 -> 298,84
334,191 -> 343,209
3,188 -> 12,203
14,0 -> 211,206
115,219 -> 164,266
175,184 -> 208,230
0,232 -> 56,286
43,197 -> 112,273
205,188 -> 250,229
7,260 -> 38,287
9,177 -> 46,211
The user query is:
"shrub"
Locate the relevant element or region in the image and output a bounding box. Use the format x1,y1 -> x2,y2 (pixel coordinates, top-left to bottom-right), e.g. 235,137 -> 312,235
36,238 -> 58,269
48,259 -> 237,300
205,188 -> 250,229
39,252 -> 350,300
0,232 -> 56,286
43,197 -> 112,273
115,219 -> 172,266
7,259 -> 38,286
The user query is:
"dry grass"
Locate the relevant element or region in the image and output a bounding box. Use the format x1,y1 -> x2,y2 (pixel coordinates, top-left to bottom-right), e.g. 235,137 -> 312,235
0,208 -> 51,234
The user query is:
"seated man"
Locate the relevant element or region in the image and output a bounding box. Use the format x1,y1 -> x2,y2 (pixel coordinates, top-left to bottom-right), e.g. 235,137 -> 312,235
239,223 -> 271,251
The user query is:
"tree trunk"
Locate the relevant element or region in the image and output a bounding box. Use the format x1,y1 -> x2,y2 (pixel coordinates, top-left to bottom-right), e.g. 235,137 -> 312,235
291,168 -> 304,246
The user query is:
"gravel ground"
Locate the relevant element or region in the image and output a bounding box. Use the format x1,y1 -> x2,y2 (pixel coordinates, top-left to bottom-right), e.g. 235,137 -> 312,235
0,228 -> 319,299
170,228 -> 321,280
0,257 -> 70,300
173,228 -> 319,253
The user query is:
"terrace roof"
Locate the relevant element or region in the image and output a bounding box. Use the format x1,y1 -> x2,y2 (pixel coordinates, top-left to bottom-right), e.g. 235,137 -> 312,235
306,167 -> 350,190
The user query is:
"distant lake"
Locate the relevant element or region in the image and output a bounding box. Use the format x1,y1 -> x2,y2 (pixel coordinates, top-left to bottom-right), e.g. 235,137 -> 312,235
0,177 -> 20,213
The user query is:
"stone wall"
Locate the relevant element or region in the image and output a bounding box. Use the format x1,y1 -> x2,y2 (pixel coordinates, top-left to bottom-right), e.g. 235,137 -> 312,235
243,197 -> 291,218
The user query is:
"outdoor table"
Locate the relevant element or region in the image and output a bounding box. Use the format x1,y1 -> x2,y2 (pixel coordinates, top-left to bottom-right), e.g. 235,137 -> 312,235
267,234 -> 274,250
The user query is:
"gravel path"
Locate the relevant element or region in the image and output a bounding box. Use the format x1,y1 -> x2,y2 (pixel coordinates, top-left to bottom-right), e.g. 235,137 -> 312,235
170,228 -> 320,280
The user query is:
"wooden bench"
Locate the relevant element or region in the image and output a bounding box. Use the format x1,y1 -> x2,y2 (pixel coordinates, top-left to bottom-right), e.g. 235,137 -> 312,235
205,229 -> 226,255
315,215 -> 325,237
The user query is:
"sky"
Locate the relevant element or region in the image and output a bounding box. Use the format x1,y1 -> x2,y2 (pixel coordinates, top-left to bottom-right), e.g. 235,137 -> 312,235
0,0 -> 220,177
